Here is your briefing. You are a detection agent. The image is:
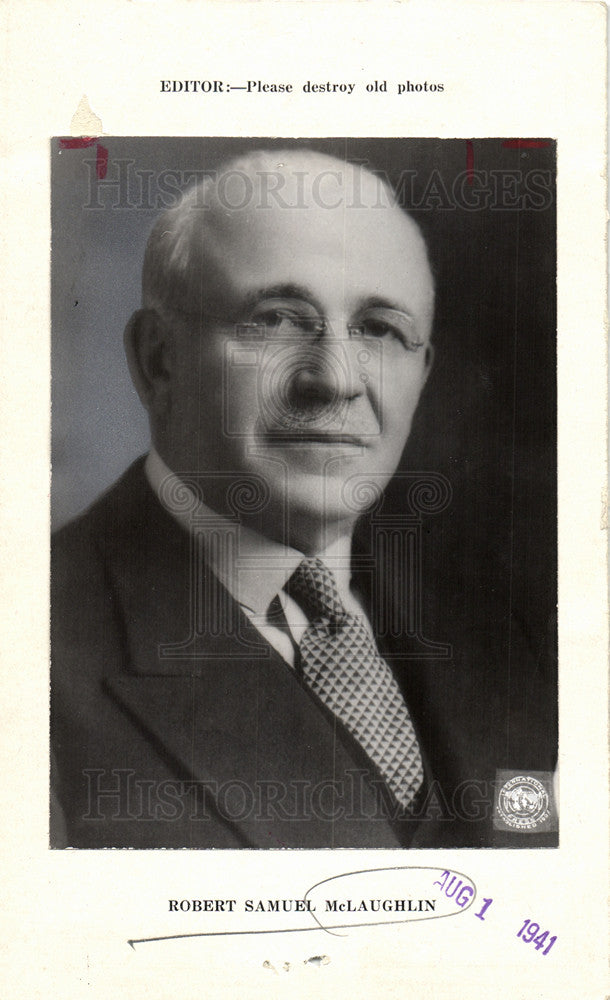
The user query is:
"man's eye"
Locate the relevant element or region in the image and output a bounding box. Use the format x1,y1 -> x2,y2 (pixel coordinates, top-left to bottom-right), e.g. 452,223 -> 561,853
251,303 -> 323,336
255,308 -> 291,329
360,318 -> 396,339
359,313 -> 424,352
266,310 -> 312,335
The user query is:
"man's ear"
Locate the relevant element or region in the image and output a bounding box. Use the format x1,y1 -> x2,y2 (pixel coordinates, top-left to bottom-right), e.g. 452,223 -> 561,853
123,309 -> 174,419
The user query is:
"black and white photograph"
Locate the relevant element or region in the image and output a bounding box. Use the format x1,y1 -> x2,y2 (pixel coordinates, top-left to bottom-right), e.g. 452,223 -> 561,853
51,137 -> 558,849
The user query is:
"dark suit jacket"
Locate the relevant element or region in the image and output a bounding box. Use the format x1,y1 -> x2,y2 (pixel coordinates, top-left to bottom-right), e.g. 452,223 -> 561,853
51,458 -> 557,848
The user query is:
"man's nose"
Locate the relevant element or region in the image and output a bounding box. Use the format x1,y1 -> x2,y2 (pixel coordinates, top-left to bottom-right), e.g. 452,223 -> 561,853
289,319 -> 367,403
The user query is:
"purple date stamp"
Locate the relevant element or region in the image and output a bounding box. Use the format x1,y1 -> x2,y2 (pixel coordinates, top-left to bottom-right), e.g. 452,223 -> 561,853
432,869 -> 558,957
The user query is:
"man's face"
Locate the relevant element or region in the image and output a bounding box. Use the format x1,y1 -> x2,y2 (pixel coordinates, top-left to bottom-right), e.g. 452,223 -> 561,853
166,167 -> 434,548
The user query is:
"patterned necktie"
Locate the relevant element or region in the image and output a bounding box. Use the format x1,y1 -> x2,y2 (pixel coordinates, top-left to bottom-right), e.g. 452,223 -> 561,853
284,556 -> 424,811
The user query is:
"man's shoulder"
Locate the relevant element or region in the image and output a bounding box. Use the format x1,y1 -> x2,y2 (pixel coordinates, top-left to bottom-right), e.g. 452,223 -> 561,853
51,454 -> 197,671
52,456 -> 149,560
51,457 -> 158,647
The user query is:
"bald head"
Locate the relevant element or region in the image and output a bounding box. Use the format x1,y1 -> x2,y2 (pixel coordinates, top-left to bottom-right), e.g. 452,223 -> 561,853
141,148 -> 434,323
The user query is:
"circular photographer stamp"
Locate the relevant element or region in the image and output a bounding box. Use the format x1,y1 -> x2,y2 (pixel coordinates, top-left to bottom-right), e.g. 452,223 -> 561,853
495,774 -> 551,831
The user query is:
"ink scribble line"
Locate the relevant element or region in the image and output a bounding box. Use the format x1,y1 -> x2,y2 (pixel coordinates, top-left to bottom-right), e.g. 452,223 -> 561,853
128,912 -> 464,949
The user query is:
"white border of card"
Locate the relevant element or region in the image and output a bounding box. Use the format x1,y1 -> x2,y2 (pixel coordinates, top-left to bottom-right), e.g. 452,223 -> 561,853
1,2 -> 607,998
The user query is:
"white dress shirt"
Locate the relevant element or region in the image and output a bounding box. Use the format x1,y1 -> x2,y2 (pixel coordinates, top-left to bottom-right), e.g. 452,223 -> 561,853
145,449 -> 373,667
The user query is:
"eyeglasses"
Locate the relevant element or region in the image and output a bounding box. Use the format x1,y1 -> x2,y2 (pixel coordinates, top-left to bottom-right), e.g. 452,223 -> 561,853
174,297 -> 426,353
236,299 -> 426,353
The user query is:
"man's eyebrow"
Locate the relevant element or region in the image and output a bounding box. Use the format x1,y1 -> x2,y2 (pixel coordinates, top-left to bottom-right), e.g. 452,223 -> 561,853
356,295 -> 416,318
240,286 -> 418,321
242,284 -> 326,315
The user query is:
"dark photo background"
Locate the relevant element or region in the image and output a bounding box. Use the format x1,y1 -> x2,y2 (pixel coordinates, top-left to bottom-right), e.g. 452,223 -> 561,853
51,137 -> 556,666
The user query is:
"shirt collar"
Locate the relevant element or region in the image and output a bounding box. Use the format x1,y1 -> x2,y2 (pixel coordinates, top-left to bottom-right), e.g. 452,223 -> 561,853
145,449 -> 355,617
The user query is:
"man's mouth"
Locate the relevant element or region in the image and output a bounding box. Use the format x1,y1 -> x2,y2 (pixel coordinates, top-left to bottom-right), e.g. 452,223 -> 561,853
264,429 -> 369,446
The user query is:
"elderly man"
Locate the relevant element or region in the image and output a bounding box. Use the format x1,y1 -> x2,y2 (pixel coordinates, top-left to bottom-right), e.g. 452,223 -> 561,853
51,147 -> 557,848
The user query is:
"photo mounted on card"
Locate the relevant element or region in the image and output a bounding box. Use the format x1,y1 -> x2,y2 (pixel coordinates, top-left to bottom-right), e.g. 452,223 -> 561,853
50,137 -> 557,850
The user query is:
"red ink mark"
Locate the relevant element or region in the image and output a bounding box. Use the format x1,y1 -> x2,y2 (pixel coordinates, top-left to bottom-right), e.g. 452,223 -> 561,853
59,137 -> 97,149
267,830 -> 287,847
58,137 -> 108,179
502,139 -> 551,149
466,140 -> 474,184
96,144 -> 108,179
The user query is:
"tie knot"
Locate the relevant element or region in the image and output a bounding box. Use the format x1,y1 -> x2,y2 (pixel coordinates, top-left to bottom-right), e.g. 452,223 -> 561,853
285,557 -> 347,625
